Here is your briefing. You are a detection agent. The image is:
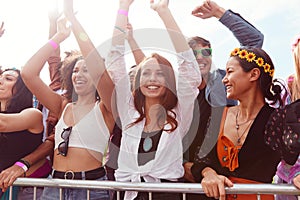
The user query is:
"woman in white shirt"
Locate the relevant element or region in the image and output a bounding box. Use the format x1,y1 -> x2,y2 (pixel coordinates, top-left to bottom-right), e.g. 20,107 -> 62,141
107,0 -> 201,199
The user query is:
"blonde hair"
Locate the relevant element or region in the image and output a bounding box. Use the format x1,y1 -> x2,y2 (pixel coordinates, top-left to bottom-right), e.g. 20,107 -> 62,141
290,42 -> 300,101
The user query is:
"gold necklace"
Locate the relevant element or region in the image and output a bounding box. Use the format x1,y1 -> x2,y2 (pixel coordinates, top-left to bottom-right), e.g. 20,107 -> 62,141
235,110 -> 254,144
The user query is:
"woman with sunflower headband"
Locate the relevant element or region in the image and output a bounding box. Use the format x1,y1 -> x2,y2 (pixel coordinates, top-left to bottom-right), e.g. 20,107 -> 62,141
191,47 -> 298,200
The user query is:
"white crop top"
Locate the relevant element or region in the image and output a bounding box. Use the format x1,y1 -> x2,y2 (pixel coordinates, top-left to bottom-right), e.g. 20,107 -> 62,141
54,102 -> 110,154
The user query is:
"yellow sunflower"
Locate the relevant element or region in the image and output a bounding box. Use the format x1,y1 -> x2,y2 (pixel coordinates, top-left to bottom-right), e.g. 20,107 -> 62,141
246,52 -> 256,62
256,57 -> 264,67
230,48 -> 240,56
239,50 -> 248,59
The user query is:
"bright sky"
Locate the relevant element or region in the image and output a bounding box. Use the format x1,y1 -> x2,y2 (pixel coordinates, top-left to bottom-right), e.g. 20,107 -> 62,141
0,0 -> 299,84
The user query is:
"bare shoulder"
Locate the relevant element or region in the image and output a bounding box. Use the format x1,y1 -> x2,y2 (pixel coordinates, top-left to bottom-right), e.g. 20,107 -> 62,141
20,108 -> 42,116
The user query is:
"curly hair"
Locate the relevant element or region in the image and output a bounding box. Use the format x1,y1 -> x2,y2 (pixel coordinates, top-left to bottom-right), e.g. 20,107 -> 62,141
60,50 -> 99,102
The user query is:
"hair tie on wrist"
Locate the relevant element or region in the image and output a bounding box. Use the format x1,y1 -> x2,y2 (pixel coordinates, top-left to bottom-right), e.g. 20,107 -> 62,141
19,159 -> 31,169
118,9 -> 128,16
114,26 -> 126,34
49,40 -> 59,50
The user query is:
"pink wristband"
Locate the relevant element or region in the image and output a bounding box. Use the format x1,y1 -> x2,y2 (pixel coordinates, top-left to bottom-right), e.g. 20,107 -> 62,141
118,9 -> 128,16
49,40 -> 59,50
15,161 -> 28,172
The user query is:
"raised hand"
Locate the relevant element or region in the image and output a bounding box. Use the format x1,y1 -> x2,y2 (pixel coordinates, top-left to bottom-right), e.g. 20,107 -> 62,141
54,16 -> 71,44
150,0 -> 169,13
119,0 -> 134,9
0,22 -> 5,37
191,0 -> 224,19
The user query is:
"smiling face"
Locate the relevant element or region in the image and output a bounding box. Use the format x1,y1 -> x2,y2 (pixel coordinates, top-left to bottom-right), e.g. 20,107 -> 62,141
222,57 -> 252,100
193,44 -> 212,80
71,59 -> 96,96
139,58 -> 167,101
0,70 -> 19,101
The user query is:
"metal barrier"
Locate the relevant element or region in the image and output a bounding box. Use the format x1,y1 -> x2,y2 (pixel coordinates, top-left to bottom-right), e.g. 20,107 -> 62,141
9,178 -> 300,200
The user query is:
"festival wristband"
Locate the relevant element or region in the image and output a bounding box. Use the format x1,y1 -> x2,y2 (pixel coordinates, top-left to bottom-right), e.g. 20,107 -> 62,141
118,9 -> 128,16
14,161 -> 28,172
49,40 -> 59,50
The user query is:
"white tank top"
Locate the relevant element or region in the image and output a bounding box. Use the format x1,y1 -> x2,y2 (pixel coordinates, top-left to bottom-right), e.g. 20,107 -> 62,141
54,102 -> 110,154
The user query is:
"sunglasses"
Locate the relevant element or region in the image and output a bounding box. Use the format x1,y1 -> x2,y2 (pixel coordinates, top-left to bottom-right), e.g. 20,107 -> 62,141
193,48 -> 212,57
57,126 -> 72,156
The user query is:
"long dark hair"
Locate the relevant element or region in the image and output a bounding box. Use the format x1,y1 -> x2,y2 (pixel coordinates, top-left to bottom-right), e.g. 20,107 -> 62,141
1,68 -> 33,113
230,47 -> 284,107
131,53 -> 178,132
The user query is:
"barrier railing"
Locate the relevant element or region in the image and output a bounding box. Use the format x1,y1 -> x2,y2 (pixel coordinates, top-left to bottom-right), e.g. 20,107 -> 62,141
9,178 -> 300,200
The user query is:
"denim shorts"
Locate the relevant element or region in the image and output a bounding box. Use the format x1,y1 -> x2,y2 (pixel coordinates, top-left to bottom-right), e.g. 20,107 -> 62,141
40,175 -> 109,200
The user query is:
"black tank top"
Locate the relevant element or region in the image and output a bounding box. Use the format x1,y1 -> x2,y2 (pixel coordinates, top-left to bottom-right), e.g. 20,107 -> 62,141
0,129 -> 43,171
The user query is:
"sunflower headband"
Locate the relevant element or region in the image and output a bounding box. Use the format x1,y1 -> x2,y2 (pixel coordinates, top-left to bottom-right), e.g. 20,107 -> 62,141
230,48 -> 274,78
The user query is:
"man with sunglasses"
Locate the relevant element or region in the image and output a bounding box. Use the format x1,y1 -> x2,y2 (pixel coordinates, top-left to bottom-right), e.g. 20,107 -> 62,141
182,1 -> 264,198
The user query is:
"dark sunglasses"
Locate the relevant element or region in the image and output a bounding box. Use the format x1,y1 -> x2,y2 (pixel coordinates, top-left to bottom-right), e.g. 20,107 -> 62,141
57,126 -> 72,156
193,48 -> 212,57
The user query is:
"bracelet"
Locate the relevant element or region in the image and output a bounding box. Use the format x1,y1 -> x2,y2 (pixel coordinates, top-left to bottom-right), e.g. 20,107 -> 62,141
294,171 -> 300,178
49,40 -> 59,50
114,26 -> 126,34
118,9 -> 128,16
19,159 -> 31,169
14,161 -> 28,172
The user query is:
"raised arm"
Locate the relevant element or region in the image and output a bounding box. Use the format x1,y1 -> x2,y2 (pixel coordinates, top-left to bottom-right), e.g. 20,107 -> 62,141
63,0 -> 115,112
192,0 -> 264,48
21,17 -> 71,117
126,22 -> 145,65
151,0 -> 201,137
48,4 -> 62,91
150,0 -> 190,53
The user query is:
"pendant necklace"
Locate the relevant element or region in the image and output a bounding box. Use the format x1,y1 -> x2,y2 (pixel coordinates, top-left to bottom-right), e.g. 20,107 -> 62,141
143,125 -> 158,152
235,110 -> 254,144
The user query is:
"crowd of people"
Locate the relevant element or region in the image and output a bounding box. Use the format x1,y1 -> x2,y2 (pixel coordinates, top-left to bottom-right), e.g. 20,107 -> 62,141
0,0 -> 299,200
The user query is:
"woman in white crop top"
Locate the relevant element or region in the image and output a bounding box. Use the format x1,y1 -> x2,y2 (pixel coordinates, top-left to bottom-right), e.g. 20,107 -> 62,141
21,1 -> 114,199
105,0 -> 201,199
